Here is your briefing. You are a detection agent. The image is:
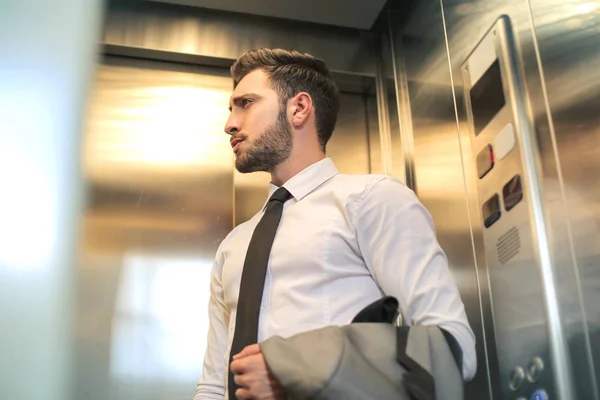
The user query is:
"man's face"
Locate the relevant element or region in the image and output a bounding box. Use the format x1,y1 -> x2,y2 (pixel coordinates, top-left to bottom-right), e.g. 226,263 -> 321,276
225,69 -> 293,173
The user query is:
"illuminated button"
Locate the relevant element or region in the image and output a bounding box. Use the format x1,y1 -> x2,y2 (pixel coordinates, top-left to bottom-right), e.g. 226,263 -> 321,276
476,144 -> 495,179
526,357 -> 544,383
509,366 -> 525,391
494,123 -> 516,160
531,389 -> 548,400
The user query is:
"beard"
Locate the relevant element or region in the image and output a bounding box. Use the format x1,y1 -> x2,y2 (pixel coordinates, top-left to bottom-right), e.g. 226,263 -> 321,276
234,106 -> 293,173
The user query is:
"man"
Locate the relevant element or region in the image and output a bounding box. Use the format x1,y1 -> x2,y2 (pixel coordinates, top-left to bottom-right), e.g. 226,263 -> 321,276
193,48 -> 476,399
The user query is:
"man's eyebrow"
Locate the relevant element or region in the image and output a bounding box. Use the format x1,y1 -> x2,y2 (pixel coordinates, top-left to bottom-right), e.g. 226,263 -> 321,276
228,92 -> 261,111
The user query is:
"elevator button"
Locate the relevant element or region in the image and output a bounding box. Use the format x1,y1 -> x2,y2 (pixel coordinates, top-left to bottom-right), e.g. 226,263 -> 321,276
509,366 -> 525,391
531,389 -> 548,400
482,193 -> 501,228
526,357 -> 544,383
494,122 -> 516,160
476,144 -> 495,179
503,175 -> 523,211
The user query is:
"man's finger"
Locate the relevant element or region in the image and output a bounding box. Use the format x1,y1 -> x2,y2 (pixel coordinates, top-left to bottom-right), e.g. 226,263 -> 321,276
231,352 -> 264,374
233,343 -> 261,360
235,387 -> 252,400
230,358 -> 247,374
233,373 -> 248,387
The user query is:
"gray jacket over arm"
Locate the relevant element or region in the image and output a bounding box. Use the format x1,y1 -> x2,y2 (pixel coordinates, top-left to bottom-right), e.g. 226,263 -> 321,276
260,298 -> 464,400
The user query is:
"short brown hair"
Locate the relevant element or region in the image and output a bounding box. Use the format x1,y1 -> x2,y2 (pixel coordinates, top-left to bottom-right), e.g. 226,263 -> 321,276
231,48 -> 340,151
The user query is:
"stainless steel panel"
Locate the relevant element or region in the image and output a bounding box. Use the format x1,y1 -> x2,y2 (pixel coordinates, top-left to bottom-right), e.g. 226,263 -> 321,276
433,0 -> 600,398
352,17 -> 405,181
438,1 -> 553,396
234,91 -> 375,225
386,1 -> 496,398
375,53 -> 394,176
366,92 -> 384,175
386,79 -> 407,183
383,17 -> 414,188
0,1 -> 104,399
528,0 -> 600,397
77,56 -> 234,400
103,1 -> 376,76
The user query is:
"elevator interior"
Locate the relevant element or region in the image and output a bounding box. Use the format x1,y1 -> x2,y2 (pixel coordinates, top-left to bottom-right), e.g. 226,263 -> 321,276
2,0 -> 599,399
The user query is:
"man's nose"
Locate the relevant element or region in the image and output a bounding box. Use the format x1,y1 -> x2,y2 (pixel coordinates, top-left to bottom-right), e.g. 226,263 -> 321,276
224,115 -> 240,135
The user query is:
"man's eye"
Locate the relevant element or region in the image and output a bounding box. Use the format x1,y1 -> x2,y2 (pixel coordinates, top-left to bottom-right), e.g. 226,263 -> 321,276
242,99 -> 253,107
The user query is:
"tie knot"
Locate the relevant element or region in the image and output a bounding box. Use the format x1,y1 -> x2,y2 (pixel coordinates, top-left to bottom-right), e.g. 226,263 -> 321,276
269,187 -> 293,203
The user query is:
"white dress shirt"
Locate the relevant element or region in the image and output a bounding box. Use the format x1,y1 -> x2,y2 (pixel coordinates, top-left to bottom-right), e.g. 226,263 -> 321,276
193,158 -> 476,399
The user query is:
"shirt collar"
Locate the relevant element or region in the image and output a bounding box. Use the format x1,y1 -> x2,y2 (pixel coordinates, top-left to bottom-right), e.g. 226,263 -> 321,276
263,158 -> 339,210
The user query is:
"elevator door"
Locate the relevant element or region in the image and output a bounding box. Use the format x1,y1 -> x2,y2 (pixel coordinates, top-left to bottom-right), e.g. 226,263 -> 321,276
78,56 -> 234,400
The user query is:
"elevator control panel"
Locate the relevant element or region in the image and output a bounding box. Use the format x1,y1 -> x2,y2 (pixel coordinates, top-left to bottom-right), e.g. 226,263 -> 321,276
461,15 -> 556,400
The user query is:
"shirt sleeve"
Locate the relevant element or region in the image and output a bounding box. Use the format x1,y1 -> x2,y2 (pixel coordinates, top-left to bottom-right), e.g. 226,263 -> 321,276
193,245 -> 230,399
354,176 -> 477,380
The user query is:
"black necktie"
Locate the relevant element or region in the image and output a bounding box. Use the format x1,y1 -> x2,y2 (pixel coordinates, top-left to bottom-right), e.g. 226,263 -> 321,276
228,187 -> 293,399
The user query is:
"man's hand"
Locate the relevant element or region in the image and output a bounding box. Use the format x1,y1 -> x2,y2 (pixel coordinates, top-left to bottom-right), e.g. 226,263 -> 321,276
230,344 -> 286,400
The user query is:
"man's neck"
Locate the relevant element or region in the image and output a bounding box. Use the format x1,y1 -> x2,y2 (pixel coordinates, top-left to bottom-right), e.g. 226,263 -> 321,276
270,154 -> 325,187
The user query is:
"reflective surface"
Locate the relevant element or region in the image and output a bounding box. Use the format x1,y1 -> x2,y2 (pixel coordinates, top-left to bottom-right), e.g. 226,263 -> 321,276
77,56 -> 234,400
386,0 -> 600,398
386,2 -> 493,397
103,0 -> 376,75
461,16 -> 564,399
529,1 -> 600,397
441,0 -> 600,398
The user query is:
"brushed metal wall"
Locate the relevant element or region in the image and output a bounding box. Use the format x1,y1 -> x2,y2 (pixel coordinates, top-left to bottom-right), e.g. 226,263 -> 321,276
528,1 -> 600,397
77,56 -> 234,400
386,3 -> 494,398
99,0 -> 395,227
386,0 -> 600,398
103,0 -> 376,75
440,1 -> 600,398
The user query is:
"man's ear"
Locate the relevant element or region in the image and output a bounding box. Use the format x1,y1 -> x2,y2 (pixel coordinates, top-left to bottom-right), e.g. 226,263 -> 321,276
289,92 -> 313,128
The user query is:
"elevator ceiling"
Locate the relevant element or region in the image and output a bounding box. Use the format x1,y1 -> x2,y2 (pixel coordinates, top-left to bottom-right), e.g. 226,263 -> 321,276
146,0 -> 388,29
